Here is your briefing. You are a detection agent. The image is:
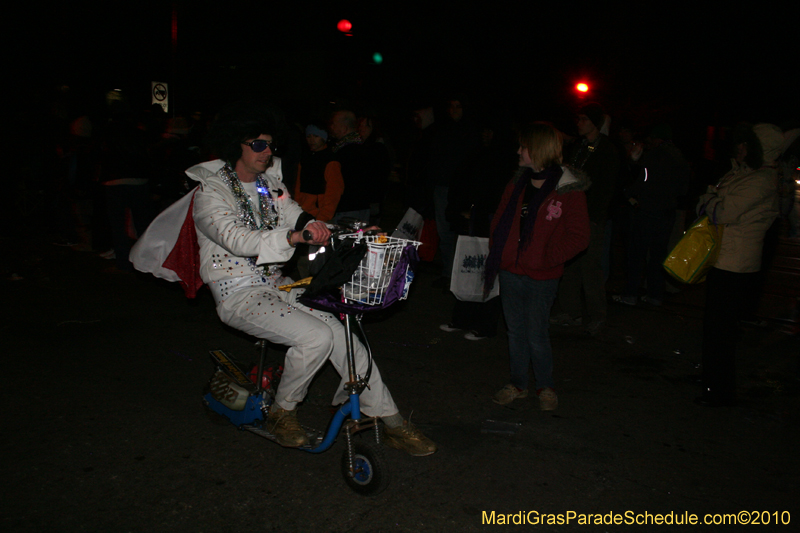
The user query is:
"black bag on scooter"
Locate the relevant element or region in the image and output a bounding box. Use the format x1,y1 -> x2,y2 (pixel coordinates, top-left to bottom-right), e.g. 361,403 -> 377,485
301,237 -> 368,299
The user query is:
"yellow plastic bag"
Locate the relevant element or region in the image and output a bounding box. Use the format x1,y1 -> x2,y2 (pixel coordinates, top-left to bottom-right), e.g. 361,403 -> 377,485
662,216 -> 724,284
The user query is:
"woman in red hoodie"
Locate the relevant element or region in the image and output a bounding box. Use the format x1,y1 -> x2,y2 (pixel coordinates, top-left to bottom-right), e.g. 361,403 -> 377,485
485,123 -> 590,410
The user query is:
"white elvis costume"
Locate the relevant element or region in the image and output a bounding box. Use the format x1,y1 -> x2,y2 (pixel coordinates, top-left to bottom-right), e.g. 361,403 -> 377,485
132,158 -> 398,416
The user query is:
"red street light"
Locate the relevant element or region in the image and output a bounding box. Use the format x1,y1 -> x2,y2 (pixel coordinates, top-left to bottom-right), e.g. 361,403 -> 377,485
576,82 -> 589,93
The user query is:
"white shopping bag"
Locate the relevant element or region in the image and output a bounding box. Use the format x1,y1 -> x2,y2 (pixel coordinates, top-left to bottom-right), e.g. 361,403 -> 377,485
450,235 -> 499,302
392,207 -> 423,241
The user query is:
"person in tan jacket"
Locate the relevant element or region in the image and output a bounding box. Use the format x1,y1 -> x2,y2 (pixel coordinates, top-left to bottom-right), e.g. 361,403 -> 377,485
695,123 -> 782,406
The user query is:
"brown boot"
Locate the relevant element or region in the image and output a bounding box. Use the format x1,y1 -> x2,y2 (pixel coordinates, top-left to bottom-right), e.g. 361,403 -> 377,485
382,420 -> 437,456
266,407 -> 309,447
537,387 -> 558,411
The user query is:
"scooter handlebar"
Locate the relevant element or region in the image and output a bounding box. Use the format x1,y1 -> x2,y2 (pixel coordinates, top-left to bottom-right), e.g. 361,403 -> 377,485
303,222 -> 380,245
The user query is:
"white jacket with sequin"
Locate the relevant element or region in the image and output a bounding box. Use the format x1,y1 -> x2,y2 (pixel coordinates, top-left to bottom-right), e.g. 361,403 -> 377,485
187,158 -> 305,287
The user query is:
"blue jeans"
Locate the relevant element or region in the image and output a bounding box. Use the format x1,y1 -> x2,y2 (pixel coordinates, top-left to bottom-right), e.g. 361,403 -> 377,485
434,185 -> 455,278
624,209 -> 675,302
104,183 -> 153,271
499,271 -> 559,391
556,222 -> 606,322
701,267 -> 758,403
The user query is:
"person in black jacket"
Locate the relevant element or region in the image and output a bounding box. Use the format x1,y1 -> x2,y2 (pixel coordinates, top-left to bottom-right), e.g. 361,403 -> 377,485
617,125 -> 690,306
551,102 -> 619,335
440,121 -> 517,340
330,110 -> 371,223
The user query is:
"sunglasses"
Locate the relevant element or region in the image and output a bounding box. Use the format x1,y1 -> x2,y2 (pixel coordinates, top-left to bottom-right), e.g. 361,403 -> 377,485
243,139 -> 275,153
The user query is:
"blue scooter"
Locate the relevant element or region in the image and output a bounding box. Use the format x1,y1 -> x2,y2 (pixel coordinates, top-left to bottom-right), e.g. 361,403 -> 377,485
203,230 -> 419,495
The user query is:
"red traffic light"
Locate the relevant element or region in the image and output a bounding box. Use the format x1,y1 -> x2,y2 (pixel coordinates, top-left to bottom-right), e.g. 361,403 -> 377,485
575,82 -> 589,93
337,19 -> 352,32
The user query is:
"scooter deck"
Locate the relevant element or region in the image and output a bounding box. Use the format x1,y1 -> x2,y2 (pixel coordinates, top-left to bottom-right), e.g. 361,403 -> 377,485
242,424 -> 323,450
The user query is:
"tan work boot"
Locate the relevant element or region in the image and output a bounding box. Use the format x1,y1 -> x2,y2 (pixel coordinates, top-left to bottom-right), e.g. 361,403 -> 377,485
266,407 -> 309,447
537,387 -> 558,411
493,384 -> 528,405
382,420 -> 437,456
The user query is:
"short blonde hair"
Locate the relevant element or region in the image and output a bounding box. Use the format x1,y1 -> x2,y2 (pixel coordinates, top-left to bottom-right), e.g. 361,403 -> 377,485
519,122 -> 563,170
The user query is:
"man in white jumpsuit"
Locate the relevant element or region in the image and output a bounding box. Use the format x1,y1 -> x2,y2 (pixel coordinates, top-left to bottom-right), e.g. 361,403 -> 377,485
189,103 -> 435,455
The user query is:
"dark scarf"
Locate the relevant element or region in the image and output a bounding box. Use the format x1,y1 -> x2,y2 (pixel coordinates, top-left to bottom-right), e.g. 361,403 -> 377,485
483,165 -> 563,295
568,137 -> 599,170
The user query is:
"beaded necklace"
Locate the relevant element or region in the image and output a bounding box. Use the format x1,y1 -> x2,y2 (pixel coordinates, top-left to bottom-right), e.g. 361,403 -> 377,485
219,163 -> 282,276
219,163 -> 278,230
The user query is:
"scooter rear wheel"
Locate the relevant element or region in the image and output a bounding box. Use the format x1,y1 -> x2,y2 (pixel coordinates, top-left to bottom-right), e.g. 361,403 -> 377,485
341,440 -> 389,495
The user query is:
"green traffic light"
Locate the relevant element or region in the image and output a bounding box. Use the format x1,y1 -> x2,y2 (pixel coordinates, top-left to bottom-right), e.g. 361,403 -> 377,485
372,52 -> 383,65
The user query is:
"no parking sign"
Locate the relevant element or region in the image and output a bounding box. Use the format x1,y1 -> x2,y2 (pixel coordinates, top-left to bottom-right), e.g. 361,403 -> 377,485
152,81 -> 168,113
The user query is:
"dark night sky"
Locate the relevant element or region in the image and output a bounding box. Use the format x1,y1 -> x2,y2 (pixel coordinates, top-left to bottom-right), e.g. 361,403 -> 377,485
14,2 -> 799,131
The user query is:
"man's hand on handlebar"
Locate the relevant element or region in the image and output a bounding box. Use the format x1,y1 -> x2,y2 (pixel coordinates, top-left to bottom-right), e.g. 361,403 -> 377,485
290,221 -> 386,246
292,221 -> 331,246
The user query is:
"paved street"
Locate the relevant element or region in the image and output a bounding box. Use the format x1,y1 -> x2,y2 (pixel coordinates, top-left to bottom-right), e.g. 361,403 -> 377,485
2,238 -> 798,532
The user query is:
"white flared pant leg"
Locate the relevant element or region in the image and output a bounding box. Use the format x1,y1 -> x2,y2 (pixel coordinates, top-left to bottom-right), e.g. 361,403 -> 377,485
216,286 -> 398,417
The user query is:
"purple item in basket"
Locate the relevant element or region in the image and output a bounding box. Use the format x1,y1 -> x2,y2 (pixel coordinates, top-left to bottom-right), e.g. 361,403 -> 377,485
300,245 -> 419,314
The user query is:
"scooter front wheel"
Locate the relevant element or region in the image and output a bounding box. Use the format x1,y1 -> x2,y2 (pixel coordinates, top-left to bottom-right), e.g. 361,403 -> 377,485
341,440 -> 389,495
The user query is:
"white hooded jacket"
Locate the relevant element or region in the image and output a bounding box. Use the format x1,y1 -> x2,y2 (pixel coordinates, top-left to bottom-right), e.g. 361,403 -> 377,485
184,158 -> 315,295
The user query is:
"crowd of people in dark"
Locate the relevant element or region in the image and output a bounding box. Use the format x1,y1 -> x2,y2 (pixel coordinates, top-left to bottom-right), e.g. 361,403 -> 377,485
10,86 -> 800,417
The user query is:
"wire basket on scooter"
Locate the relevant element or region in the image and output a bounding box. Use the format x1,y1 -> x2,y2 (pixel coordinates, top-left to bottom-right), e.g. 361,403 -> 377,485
340,235 -> 421,306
